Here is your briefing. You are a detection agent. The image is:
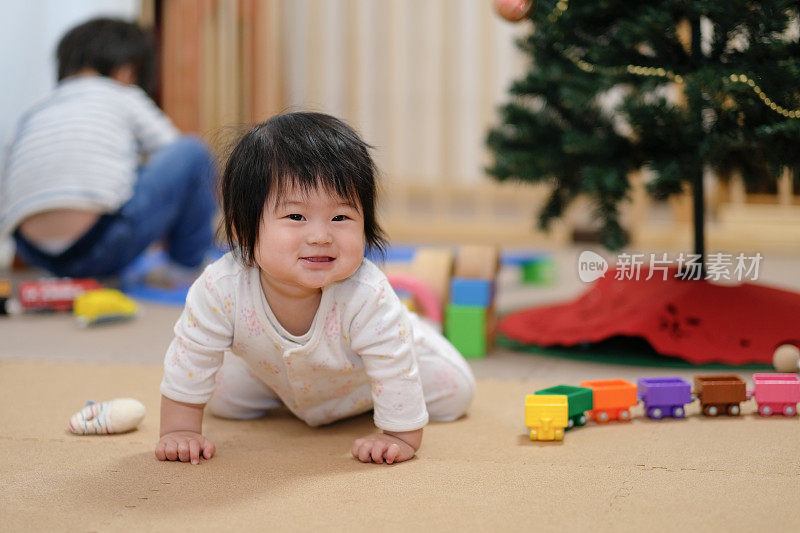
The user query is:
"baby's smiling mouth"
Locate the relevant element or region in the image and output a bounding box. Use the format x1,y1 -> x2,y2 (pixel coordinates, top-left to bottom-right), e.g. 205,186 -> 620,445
301,256 -> 335,262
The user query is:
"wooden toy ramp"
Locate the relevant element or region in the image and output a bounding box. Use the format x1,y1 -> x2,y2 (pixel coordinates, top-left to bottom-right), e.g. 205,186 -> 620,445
2,359 -> 799,531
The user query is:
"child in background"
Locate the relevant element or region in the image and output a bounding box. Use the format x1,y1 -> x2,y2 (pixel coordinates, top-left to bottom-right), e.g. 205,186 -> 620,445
156,113 -> 475,465
0,18 -> 216,279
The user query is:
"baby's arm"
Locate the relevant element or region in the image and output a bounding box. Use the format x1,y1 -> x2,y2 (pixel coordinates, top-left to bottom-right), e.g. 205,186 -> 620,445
351,428 -> 422,464
156,264 -> 235,464
155,395 -> 215,464
348,274 -> 431,464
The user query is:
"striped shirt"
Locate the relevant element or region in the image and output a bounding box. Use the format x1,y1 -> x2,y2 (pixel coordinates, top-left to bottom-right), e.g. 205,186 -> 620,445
0,76 -> 179,236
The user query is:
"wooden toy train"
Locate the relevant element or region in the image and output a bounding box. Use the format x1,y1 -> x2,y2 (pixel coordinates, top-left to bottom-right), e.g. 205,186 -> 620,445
525,373 -> 800,441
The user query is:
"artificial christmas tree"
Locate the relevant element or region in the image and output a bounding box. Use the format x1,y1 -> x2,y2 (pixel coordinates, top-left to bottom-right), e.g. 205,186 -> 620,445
489,1 -> 800,365
488,0 -> 800,255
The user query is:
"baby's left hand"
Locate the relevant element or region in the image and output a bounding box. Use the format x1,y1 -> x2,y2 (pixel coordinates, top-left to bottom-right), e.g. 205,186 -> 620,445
351,430 -> 420,464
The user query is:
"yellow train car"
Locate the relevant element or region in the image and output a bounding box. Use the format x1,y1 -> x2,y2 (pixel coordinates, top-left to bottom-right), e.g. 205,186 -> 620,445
524,394 -> 569,441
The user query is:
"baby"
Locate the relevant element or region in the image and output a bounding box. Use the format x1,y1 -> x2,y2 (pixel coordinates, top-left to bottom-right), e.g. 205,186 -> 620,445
156,113 -> 475,464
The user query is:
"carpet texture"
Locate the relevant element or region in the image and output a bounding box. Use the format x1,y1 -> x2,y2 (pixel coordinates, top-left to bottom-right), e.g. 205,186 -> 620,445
3,359 -> 799,532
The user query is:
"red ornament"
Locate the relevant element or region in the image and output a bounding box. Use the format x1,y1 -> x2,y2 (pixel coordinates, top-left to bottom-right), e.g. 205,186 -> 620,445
493,0 -> 534,22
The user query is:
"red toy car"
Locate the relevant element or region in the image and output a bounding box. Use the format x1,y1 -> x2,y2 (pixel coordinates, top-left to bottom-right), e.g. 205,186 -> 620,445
18,278 -> 102,312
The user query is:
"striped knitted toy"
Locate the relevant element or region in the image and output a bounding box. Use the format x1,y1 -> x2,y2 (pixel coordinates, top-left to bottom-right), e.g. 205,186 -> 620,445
68,398 -> 146,435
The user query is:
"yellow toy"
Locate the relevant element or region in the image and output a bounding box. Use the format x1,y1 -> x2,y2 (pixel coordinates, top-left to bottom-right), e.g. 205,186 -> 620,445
525,394 -> 569,441
73,288 -> 138,327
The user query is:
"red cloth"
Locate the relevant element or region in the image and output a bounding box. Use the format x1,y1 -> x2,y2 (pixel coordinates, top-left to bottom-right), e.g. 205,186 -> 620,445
500,271 -> 800,365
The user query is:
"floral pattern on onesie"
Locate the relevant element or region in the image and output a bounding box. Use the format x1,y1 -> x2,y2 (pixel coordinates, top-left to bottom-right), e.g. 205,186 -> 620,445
324,302 -> 340,340
397,321 -> 410,344
241,306 -> 265,337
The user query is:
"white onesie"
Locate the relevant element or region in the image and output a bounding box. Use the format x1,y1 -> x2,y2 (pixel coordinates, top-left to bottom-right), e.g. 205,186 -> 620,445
160,253 -> 475,431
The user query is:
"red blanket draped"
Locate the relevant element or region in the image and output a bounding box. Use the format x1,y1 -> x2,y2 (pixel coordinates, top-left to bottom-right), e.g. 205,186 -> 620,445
500,271 -> 800,365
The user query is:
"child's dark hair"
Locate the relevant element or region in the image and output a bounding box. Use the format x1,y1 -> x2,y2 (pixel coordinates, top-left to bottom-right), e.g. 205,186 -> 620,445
221,112 -> 387,266
56,17 -> 156,96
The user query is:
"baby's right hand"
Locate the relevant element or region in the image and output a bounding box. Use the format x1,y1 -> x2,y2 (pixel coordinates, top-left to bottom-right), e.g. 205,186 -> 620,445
155,431 -> 215,464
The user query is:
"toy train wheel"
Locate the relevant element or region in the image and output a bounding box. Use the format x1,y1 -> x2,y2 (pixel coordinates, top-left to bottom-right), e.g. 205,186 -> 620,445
529,429 -> 537,440
759,405 -> 772,416
648,408 -> 663,420
577,414 -> 587,426
728,404 -> 740,416
555,429 -> 563,441
785,405 -> 796,416
567,418 -> 574,429
619,410 -> 631,421
672,406 -> 685,418
597,411 -> 609,423
705,405 -> 718,416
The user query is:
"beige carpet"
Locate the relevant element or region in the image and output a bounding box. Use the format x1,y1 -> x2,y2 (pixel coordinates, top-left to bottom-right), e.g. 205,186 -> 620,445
3,359 -> 799,532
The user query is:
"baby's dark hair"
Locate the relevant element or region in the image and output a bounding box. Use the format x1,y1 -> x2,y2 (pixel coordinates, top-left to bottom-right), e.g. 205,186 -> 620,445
221,112 -> 387,266
56,17 -> 156,96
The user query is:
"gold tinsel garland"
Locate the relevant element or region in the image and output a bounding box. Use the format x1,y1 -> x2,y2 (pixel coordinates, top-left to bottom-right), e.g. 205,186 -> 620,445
548,0 -> 799,118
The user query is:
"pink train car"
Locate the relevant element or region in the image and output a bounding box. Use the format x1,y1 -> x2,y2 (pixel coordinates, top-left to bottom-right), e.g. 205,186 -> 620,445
751,373 -> 800,416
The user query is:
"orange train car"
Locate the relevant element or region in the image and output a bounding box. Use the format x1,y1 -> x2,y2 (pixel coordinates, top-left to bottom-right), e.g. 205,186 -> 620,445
580,379 -> 637,422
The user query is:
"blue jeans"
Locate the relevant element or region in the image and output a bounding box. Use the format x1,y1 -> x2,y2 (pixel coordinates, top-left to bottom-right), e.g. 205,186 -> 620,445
13,136 -> 216,278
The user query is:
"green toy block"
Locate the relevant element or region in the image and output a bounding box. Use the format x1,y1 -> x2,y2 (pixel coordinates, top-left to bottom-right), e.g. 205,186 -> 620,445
522,256 -> 557,285
445,304 -> 486,359
535,385 -> 593,430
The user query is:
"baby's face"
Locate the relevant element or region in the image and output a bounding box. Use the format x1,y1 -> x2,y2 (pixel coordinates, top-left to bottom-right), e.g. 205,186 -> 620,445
254,185 -> 365,295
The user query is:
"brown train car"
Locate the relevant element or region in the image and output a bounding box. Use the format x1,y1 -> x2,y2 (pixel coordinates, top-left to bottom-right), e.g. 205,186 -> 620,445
693,375 -> 748,416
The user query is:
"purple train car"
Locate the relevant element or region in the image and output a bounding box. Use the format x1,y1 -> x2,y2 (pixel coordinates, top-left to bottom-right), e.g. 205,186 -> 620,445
637,377 -> 693,419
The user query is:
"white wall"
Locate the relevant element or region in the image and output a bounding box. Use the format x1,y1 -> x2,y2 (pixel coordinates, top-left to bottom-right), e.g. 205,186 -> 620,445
0,0 -> 139,267
0,0 -> 140,157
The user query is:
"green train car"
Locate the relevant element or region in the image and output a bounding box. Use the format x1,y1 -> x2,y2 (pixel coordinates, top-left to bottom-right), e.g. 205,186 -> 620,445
535,385 -> 594,429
